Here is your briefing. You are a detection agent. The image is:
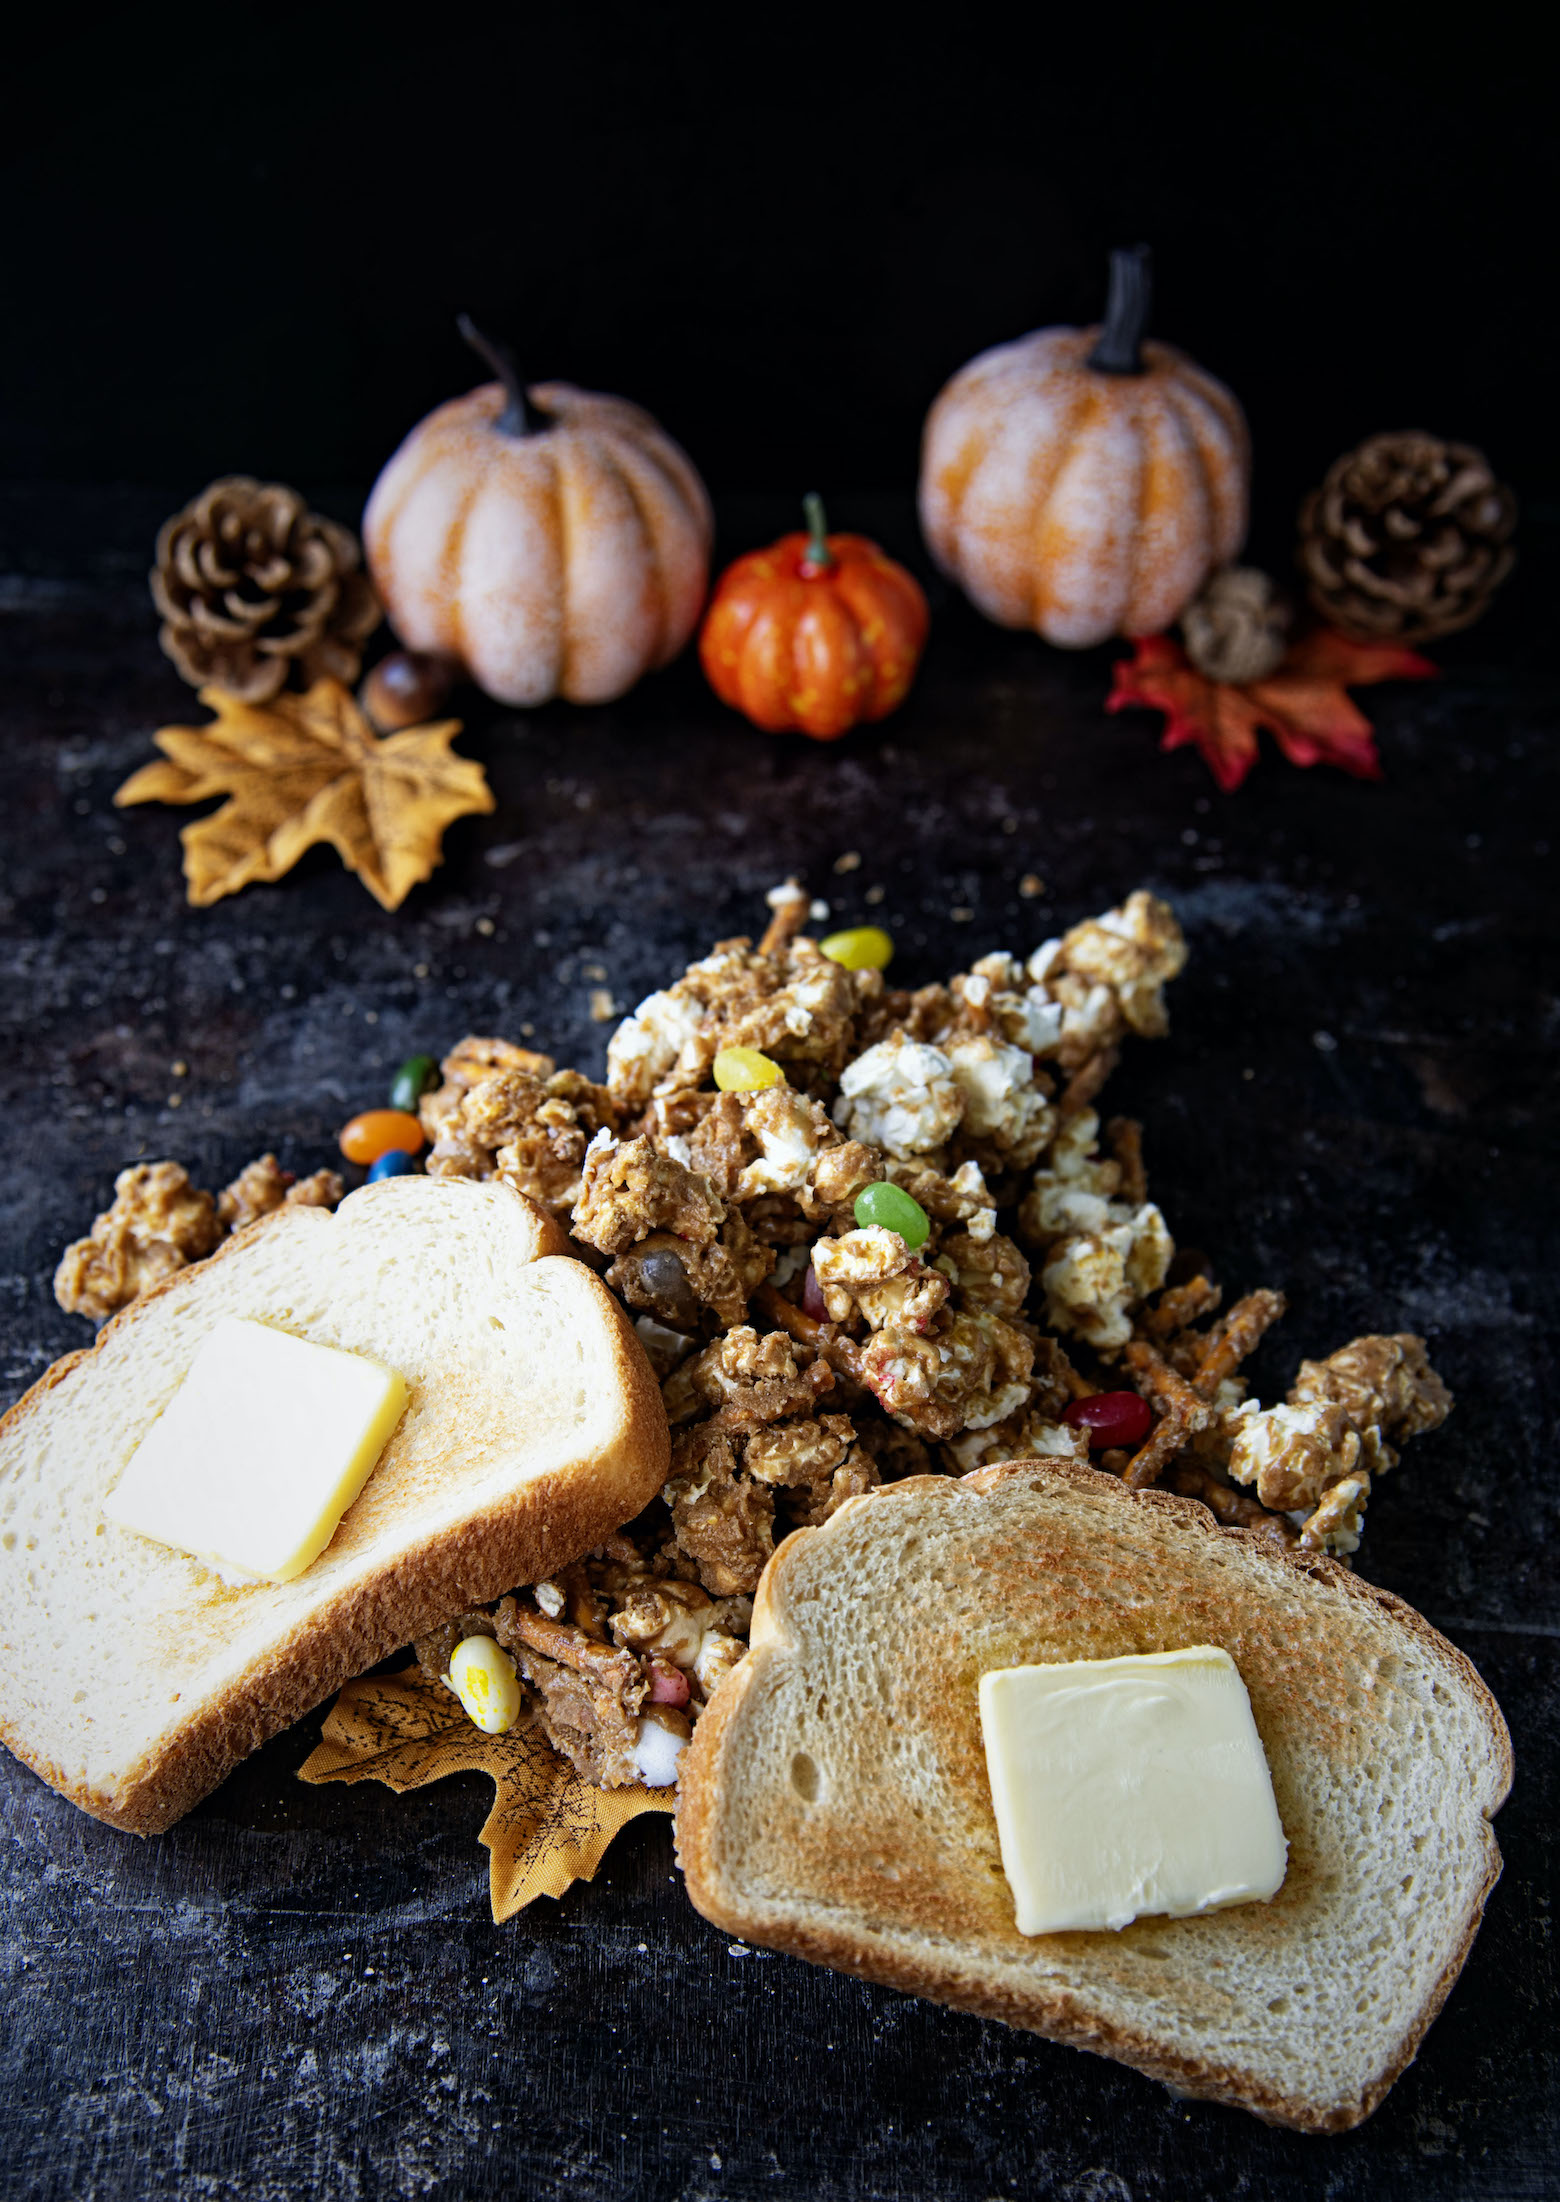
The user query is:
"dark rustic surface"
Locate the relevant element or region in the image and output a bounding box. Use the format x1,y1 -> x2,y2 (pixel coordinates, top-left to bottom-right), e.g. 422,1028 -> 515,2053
1,489 -> 1555,2201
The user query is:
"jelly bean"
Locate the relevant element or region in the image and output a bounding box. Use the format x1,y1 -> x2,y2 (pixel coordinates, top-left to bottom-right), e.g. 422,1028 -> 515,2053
389,1052 -> 437,1113
853,1181 -> 930,1250
1062,1391 -> 1154,1450
448,1636 -> 522,1734
819,925 -> 894,972
712,1047 -> 786,1092
646,1658 -> 691,1708
367,1148 -> 417,1182
801,1264 -> 828,1322
339,1108 -> 425,1165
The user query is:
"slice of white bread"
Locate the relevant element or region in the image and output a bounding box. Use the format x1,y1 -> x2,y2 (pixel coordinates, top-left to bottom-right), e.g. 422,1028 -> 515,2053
677,1460 -> 1512,2132
0,1176 -> 668,1834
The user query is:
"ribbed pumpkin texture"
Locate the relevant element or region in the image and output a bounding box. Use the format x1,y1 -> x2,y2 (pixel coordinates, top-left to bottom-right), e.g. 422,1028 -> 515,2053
699,509 -> 929,740
363,378 -> 713,708
919,263 -> 1249,648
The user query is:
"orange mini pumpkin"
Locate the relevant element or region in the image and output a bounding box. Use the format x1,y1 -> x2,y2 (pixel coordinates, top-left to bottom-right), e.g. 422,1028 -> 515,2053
364,320 -> 712,709
699,497 -> 929,740
919,248 -> 1249,647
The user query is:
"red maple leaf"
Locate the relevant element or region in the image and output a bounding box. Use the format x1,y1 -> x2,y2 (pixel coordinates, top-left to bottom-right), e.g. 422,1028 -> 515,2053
1106,628 -> 1437,792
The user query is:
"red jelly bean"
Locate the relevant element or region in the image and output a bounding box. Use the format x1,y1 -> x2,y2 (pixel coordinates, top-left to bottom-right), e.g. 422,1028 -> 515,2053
801,1264 -> 828,1322
1062,1391 -> 1153,1450
646,1659 -> 690,1708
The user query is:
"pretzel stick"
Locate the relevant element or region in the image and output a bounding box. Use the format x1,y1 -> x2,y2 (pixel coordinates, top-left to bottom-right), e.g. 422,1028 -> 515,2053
1119,1340 -> 1216,1489
1059,1045 -> 1120,1116
754,1281 -> 818,1344
759,882 -> 811,955
1105,1116 -> 1147,1206
1190,1289 -> 1287,1398
1142,1274 -> 1223,1339
1168,1462 -> 1299,1545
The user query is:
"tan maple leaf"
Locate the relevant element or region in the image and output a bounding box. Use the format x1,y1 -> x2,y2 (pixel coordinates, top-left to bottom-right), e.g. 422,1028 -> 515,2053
296,1665 -> 673,1921
115,677 -> 494,909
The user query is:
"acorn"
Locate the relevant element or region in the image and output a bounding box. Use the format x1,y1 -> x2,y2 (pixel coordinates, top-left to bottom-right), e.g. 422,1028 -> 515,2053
360,650 -> 458,732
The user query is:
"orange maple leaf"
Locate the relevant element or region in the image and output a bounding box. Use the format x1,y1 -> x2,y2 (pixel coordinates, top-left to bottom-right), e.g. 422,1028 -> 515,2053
1106,628 -> 1436,792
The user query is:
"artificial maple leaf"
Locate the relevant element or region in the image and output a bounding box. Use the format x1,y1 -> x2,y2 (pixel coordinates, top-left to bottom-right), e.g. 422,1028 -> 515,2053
1106,629 -> 1436,793
296,1664 -> 673,1921
115,677 -> 494,909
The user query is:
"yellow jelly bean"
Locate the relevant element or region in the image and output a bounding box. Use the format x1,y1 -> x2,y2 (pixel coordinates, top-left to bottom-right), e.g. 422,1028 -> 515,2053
712,1047 -> 786,1091
819,925 -> 894,972
448,1635 -> 523,1735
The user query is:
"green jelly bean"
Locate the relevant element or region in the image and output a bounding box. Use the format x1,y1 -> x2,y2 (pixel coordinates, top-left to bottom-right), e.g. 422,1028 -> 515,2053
389,1053 -> 438,1112
853,1181 -> 930,1251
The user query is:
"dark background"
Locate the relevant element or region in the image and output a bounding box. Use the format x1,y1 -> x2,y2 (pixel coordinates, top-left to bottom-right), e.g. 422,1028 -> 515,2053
4,4 -> 1549,544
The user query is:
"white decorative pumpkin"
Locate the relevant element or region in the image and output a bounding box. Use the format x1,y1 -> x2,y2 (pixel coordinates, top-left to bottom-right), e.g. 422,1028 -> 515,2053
919,249 -> 1250,647
364,323 -> 713,707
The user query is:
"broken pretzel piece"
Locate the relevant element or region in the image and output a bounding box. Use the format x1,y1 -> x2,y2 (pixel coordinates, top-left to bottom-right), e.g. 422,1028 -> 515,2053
1168,1461 -> 1299,1546
1117,1339 -> 1217,1489
1189,1288 -> 1287,1398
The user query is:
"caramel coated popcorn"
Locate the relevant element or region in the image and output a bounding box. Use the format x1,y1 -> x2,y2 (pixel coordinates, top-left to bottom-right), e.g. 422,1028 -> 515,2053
54,1162 -> 223,1323
1228,1333 -> 1452,1553
607,935 -> 863,1105
1019,1111 -> 1173,1350
423,1062 -> 616,1215
217,1153 -> 344,1231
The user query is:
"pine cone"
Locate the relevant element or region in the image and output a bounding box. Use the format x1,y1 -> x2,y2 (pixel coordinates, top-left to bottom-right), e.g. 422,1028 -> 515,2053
151,477 -> 381,703
1298,432 -> 1516,644
1180,567 -> 1291,684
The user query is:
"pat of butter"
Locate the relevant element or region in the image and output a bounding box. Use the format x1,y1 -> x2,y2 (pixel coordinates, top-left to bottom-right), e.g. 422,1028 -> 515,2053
104,1317 -> 407,1583
979,1647 -> 1287,1935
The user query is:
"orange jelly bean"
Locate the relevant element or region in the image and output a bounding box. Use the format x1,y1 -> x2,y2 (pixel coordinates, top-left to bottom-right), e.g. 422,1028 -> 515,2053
339,1108 -> 425,1165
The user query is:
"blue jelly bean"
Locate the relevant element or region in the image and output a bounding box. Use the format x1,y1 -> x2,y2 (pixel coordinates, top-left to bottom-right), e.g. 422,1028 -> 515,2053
367,1148 -> 418,1182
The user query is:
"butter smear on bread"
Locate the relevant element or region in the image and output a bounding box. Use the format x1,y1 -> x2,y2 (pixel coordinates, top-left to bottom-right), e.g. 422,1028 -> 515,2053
979,1647 -> 1287,1935
103,1316 -> 407,1583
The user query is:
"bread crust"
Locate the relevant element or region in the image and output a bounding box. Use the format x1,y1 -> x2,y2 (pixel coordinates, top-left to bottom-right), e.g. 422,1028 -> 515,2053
0,1183 -> 669,1834
677,1459 -> 1513,2133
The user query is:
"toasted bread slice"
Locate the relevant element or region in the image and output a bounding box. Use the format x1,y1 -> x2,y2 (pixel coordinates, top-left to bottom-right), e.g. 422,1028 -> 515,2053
0,1176 -> 668,1833
677,1461 -> 1512,2132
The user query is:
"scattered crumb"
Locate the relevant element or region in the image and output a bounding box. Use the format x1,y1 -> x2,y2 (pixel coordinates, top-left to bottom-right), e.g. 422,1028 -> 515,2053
951,906 -> 974,922
1313,1030 -> 1338,1053
1001,817 -> 1019,834
865,884 -> 886,905
1019,874 -> 1045,899
520,1022 -> 535,1037
171,1060 -> 188,1077
1242,1067 -> 1255,1081
809,899 -> 830,922
475,917 -> 495,937
589,989 -> 617,1023
167,1093 -> 182,1109
414,963 -> 430,979
833,851 -> 861,874
582,962 -> 607,982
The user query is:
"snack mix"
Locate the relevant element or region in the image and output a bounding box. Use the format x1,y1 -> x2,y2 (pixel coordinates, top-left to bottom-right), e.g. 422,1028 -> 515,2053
57,886 -> 1451,1789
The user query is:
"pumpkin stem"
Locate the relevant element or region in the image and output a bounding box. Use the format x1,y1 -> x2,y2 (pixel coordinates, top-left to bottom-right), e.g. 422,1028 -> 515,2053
801,492 -> 835,574
1088,246 -> 1153,376
457,314 -> 542,437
